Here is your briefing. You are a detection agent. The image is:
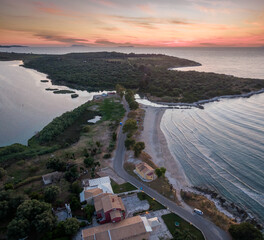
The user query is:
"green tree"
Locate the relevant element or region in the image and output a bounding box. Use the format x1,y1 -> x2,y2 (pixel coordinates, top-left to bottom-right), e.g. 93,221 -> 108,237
63,218 -> 80,236
70,195 -> 81,211
64,165 -> 79,182
46,158 -> 66,171
84,204 -> 95,222
129,101 -> 139,110
155,168 -> 162,178
133,142 -> 145,157
123,119 -> 138,134
0,167 -> 6,180
7,200 -> 56,239
84,156 -> 94,168
0,200 -> 9,219
116,84 -> 125,99
7,218 -> 30,240
33,211 -> 56,233
44,186 -> 60,203
125,137 -> 136,150
125,89 -> 134,103
71,181 -> 82,195
155,167 -> 166,178
229,223 -> 263,240
160,167 -> 167,176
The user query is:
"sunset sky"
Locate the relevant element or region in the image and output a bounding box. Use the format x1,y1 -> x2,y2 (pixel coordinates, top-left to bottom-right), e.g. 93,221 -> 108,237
0,0 -> 264,47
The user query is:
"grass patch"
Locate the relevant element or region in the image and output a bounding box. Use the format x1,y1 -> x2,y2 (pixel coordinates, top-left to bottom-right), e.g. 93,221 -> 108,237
111,180 -> 137,193
162,213 -> 205,240
137,192 -> 166,211
99,98 -> 125,121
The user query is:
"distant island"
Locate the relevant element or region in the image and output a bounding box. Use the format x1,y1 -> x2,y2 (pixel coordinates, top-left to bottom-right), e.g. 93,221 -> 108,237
0,45 -> 28,48
118,46 -> 134,48
0,51 -> 263,103
71,44 -> 88,47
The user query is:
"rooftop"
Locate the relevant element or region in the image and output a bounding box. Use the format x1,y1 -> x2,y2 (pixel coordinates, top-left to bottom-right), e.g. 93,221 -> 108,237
94,193 -> 125,213
136,162 -> 154,174
82,216 -> 152,240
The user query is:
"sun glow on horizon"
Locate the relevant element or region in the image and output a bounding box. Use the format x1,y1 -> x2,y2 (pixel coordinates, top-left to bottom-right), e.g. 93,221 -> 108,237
0,0 -> 264,47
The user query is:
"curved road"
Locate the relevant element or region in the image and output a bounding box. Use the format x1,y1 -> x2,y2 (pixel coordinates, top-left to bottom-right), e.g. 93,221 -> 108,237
113,100 -> 231,240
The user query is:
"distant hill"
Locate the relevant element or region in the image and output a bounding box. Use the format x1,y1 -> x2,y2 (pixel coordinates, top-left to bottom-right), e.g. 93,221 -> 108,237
71,44 -> 89,47
0,45 -> 28,48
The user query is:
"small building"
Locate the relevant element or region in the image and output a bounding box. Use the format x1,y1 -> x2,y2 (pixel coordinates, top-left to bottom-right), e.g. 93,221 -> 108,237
135,162 -> 155,181
81,215 -> 152,240
80,176 -> 113,203
94,193 -> 125,224
42,171 -> 63,185
80,188 -> 103,204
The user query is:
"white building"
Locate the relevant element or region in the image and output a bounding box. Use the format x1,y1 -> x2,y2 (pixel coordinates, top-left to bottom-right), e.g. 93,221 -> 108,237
80,176 -> 114,203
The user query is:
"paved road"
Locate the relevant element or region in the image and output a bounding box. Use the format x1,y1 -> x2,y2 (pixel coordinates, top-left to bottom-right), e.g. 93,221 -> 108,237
113,100 -> 231,240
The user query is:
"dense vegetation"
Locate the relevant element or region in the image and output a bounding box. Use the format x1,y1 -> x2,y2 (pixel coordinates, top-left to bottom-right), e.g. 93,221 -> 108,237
229,223 -> 263,240
1,51 -> 262,103
28,101 -> 96,145
0,97 -> 124,168
0,97 -> 125,239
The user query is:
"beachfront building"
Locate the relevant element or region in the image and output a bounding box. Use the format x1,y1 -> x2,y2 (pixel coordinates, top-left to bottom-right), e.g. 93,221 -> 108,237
80,176 -> 113,203
81,215 -> 152,240
94,193 -> 126,224
135,162 -> 155,181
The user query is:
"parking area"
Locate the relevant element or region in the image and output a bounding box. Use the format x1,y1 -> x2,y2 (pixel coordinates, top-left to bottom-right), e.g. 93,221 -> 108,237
121,193 -> 150,217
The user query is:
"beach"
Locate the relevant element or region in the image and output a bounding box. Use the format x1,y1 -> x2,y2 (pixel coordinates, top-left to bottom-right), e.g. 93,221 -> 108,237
138,105 -> 190,192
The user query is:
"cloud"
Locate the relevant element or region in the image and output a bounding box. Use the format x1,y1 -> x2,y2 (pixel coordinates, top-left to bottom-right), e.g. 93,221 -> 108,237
110,15 -> 191,29
33,2 -> 78,17
89,0 -> 117,7
35,33 -> 89,44
196,5 -> 231,14
137,4 -> 155,14
100,26 -> 119,31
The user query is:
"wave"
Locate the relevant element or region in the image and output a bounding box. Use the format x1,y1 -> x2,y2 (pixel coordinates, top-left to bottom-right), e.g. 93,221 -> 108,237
161,93 -> 264,223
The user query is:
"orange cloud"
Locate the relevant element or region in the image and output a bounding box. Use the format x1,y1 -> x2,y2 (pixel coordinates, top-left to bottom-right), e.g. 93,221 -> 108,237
33,2 -> 78,17
137,4 -> 155,14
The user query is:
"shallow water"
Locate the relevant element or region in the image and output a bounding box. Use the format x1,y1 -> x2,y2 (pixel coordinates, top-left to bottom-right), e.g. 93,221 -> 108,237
0,61 -> 103,147
160,94 -> 264,222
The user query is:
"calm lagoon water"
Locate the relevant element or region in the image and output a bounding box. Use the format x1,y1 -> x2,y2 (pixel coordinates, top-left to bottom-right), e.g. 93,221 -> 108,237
0,61 -> 102,147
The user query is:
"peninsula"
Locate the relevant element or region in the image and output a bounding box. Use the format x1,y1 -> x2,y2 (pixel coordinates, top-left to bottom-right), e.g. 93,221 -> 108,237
0,52 -> 263,104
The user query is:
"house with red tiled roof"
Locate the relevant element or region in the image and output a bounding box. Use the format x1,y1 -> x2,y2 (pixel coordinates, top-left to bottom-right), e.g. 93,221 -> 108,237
94,193 -> 126,224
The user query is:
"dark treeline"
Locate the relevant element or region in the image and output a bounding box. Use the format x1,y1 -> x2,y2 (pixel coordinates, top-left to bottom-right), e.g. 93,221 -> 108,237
0,51 -> 264,103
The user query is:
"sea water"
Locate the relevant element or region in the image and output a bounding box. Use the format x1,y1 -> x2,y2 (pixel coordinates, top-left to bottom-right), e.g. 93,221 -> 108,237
1,47 -> 263,222
161,94 -> 264,222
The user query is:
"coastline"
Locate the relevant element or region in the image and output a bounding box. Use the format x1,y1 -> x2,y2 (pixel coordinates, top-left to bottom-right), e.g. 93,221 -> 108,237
138,105 -> 190,191
139,103 -> 263,227
150,88 -> 264,108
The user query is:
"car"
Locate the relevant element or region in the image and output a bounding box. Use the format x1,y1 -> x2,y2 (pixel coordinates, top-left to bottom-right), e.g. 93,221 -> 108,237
194,208 -> 203,215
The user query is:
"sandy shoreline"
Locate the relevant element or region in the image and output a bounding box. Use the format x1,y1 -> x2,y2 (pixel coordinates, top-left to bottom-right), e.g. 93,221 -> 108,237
139,104 -> 263,225
139,105 -> 190,191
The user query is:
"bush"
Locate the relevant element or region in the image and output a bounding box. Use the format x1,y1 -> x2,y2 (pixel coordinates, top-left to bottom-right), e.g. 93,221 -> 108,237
229,223 -> 263,240
0,167 -> 6,180
125,138 -> 135,150
84,204 -> 95,222
103,153 -> 111,159
46,158 -> 66,171
133,142 -> 145,157
44,186 -> 60,203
